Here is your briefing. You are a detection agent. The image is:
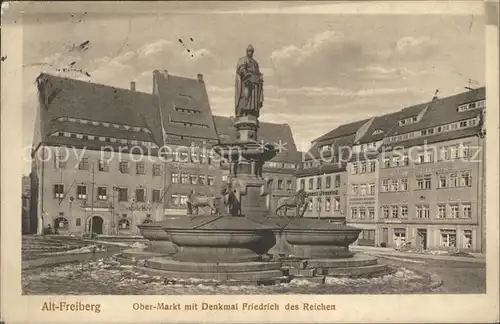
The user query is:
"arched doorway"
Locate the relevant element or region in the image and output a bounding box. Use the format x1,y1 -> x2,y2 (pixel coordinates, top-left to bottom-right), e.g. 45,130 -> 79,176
54,217 -> 69,234
89,216 -> 104,234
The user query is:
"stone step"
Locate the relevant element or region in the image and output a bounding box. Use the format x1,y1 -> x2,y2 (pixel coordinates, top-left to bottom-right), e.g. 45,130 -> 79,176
324,264 -> 395,278
136,265 -> 284,281
145,258 -> 283,273
306,255 -> 378,269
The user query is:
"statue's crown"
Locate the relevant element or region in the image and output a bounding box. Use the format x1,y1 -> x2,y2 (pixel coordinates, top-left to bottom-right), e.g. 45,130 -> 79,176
247,44 -> 254,51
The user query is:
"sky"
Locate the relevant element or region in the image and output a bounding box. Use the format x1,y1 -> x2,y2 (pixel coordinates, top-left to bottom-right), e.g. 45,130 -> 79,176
14,2 -> 485,174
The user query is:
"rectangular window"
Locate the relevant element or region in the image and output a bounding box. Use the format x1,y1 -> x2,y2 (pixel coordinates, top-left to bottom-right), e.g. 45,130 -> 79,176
78,157 -> 90,170
316,197 -> 322,211
438,174 -> 447,188
450,204 -> 459,218
360,162 -> 367,173
190,174 -> 198,185
119,161 -> 129,174
391,156 -> 400,168
402,155 -> 409,166
152,190 -> 161,203
460,172 -> 472,187
135,188 -> 146,202
76,218 -> 81,226
382,206 -> 389,219
391,206 -> 399,218
325,176 -> 331,189
54,184 -> 64,199
199,175 -> 206,185
462,203 -> 472,218
360,184 -> 367,196
286,180 -> 293,190
335,175 -> 341,188
300,179 -> 305,190
77,185 -> 87,200
180,173 -> 188,184
351,184 -> 358,195
423,205 -> 430,219
463,230 -> 473,249
390,180 -> 399,192
368,207 -> 375,219
180,195 -> 188,206
440,229 -> 457,248
351,163 -> 358,174
171,173 -> 179,183
207,176 -> 215,186
316,177 -> 322,190
278,179 -> 284,190
97,187 -> 107,200
381,179 -> 389,192
417,177 -> 424,190
136,162 -> 145,175
368,183 -> 376,195
401,205 -> 408,218
393,228 -> 406,244
416,205 -> 423,218
438,204 -> 446,218
439,147 -> 449,161
450,173 -> 458,187
325,197 -> 331,211
308,198 -> 313,211
308,178 -> 313,190
383,158 -> 390,168
400,178 -> 408,191
98,159 -> 109,172
152,164 -> 161,176
118,188 -> 128,202
351,208 -> 358,219
424,175 -> 432,189
359,208 -> 366,219
368,160 -> 376,172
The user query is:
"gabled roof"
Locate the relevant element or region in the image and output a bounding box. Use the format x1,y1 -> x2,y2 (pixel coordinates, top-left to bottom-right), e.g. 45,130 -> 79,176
35,73 -> 163,146
304,134 -> 356,161
313,118 -> 371,143
212,116 -> 301,163
153,71 -> 219,143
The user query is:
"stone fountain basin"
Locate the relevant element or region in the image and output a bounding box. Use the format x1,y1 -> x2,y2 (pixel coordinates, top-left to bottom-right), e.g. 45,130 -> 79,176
284,228 -> 362,246
137,217 -> 182,241
281,218 -> 361,246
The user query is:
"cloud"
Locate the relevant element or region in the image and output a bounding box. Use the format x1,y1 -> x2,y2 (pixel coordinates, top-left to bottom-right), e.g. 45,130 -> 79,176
394,36 -> 438,58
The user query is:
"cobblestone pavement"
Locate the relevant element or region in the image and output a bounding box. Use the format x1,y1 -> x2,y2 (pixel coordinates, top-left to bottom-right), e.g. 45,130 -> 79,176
22,257 -> 436,295
376,256 -> 486,294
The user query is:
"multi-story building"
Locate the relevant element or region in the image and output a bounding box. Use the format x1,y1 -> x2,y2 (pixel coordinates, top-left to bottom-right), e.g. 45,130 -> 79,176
30,71 -> 300,235
346,112 -> 402,246
296,119 -> 371,219
213,116 -> 302,214
378,88 -> 485,252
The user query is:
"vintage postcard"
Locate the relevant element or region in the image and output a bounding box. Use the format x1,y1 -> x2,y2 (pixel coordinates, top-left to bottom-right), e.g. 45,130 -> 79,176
1,1 -> 499,323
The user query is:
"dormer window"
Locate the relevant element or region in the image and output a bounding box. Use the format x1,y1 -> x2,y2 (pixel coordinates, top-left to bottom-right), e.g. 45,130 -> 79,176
124,125 -> 130,130
134,127 -> 141,132
399,116 -> 419,126
79,119 -> 88,124
102,122 -> 110,127
372,129 -> 384,135
458,100 -> 485,112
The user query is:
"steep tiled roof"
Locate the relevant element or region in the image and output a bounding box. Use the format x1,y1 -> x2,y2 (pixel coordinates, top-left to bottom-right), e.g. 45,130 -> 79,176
313,118 -> 371,143
304,134 -> 356,161
212,116 -> 301,163
153,71 -> 219,143
356,111 -> 403,144
35,73 -> 163,146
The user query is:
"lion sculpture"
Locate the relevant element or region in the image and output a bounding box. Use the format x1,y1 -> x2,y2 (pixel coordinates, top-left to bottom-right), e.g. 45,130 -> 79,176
186,189 -> 217,215
275,189 -> 308,217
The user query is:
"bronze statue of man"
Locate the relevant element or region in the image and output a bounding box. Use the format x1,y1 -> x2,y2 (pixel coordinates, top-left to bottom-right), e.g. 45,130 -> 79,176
235,44 -> 264,118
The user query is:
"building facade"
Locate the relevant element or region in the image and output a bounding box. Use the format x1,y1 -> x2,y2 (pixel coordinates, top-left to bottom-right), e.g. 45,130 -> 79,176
30,71 -> 300,235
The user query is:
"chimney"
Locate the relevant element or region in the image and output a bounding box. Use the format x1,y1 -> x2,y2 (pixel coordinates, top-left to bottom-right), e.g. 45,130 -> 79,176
130,81 -> 136,91
197,74 -> 204,82
432,89 -> 439,101
161,70 -> 169,79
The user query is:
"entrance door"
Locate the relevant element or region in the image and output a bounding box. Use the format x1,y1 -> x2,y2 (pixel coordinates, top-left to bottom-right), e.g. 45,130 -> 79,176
417,229 -> 427,250
89,216 -> 104,234
382,227 -> 389,246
